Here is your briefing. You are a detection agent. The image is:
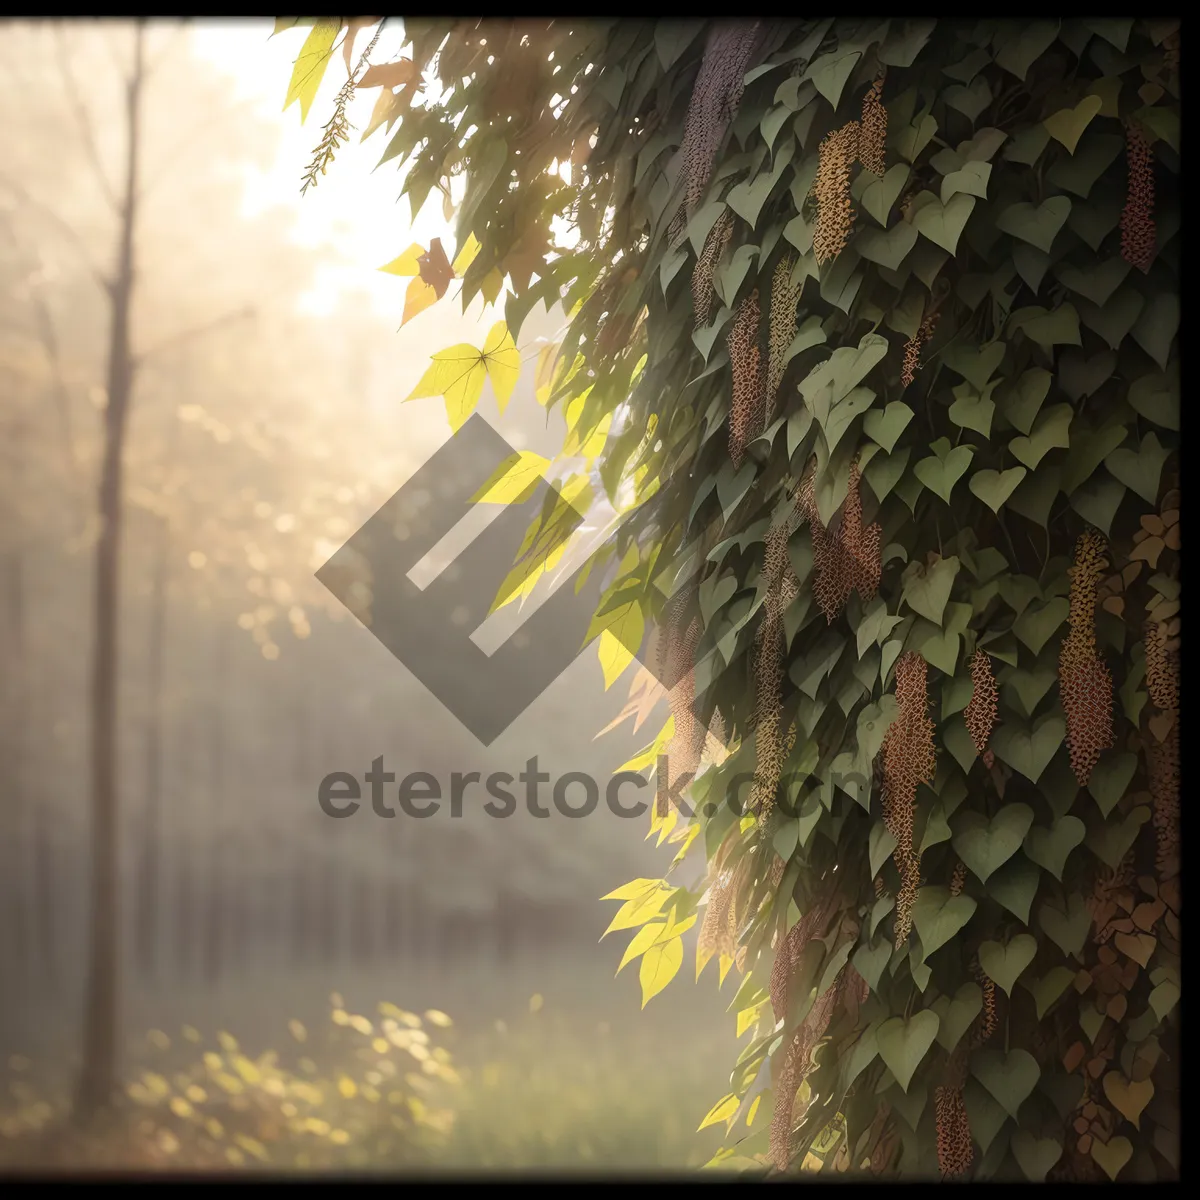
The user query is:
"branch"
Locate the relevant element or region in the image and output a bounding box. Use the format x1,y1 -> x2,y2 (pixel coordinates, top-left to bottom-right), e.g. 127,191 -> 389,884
134,306 -> 256,367
0,172 -> 110,290
53,23 -> 118,211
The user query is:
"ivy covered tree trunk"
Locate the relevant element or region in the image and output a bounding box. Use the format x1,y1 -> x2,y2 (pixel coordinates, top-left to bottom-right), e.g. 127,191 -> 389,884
297,14 -> 1179,1180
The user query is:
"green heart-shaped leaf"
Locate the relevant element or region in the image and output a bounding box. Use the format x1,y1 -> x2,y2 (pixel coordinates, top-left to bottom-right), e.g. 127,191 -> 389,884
806,48 -> 862,108
1012,596 -> 1069,655
1105,432 -> 1170,504
952,803 -> 1035,883
900,554 -> 960,624
914,444 -> 974,503
990,714 -> 1065,782
855,221 -> 918,271
1024,816 -> 1085,880
1037,891 -> 1091,957
1010,1130 -> 1064,1182
906,619 -> 961,676
969,467 -> 1026,513
1043,96 -> 1103,154
942,340 -> 1006,391
932,982 -> 983,1052
941,160 -> 992,204
912,886 -> 977,958
996,196 -> 1072,253
987,852 -> 1042,924
869,821 -> 899,879
860,163 -> 911,227
1015,303 -> 1082,349
973,1048 -> 1040,1119
1009,403 -> 1073,469
852,937 -> 893,993
1128,367 -> 1180,432
978,933 -> 1037,996
1047,131 -> 1124,199
997,368 -> 1051,434
1085,805 -> 1151,869
963,1079 -> 1010,1156
876,1010 -> 940,1093
1000,663 -> 1058,719
1086,751 -> 1137,817
1090,1135 -> 1133,1182
994,20 -> 1060,81
1022,965 -> 1075,1020
1131,292 -> 1179,371
912,192 -> 977,254
863,401 -> 914,454
1069,472 -> 1126,535
948,384 -> 996,437
1055,255 -> 1130,307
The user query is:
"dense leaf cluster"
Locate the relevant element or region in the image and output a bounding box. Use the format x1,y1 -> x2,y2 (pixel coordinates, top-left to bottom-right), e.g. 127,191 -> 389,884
292,16 -> 1180,1180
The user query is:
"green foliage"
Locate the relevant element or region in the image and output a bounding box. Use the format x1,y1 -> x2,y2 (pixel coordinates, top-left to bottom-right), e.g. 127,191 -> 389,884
290,15 -> 1180,1182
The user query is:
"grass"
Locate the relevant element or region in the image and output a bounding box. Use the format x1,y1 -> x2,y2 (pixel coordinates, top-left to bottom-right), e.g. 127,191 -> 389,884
0,988 -> 733,1173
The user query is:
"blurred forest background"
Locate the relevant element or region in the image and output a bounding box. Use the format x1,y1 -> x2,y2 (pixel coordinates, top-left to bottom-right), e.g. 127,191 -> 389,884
0,18 -> 734,1170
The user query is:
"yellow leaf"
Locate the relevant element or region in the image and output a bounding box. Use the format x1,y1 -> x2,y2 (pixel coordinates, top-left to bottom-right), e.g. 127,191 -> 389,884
616,716 -> 674,774
661,908 -> 697,940
671,824 -> 700,869
452,233 -> 482,276
617,921 -> 667,974
284,19 -> 340,123
746,1094 -> 762,1127
736,1000 -> 768,1037
481,267 -> 505,305
401,277 -> 438,326
603,885 -> 675,936
698,1093 -> 740,1131
480,321 -> 521,411
601,877 -> 666,903
640,935 -> 683,1006
534,343 -> 560,405
718,953 -> 735,986
579,413 -> 613,461
471,450 -> 550,505
379,243 -> 426,276
598,600 -> 644,689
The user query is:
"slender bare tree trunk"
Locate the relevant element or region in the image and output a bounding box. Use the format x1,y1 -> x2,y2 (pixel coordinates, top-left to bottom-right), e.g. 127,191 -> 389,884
202,619 -> 229,984
135,510 -> 170,978
75,22 -> 145,1123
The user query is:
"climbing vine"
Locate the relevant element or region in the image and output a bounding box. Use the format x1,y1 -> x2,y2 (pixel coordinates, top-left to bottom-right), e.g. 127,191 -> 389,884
282,16 -> 1180,1180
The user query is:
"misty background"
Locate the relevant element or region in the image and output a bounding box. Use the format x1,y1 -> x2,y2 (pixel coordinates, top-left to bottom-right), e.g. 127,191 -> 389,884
0,18 -> 734,1168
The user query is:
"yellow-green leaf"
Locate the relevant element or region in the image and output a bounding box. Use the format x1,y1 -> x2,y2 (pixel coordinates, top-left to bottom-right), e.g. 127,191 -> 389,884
400,277 -> 438,327
452,233 -> 482,276
471,450 -> 550,505
601,877 -> 666,903
598,601 -> 644,689
618,921 -> 667,973
640,935 -> 683,1006
380,243 -> 426,276
698,1093 -> 740,1131
284,19 -> 340,123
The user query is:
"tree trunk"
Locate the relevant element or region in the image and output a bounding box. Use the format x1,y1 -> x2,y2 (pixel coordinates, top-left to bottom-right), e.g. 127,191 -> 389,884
75,22 -> 145,1123
135,510 -> 170,978
202,620 -> 228,985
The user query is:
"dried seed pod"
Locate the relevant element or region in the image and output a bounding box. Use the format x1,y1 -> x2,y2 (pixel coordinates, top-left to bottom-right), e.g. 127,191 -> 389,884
728,287 -> 764,468
900,311 -> 939,388
814,120 -> 859,265
881,653 -> 936,945
1059,531 -> 1114,786
859,71 -> 888,176
935,1083 -> 974,1179
950,860 -> 967,897
669,22 -> 763,245
766,253 -> 802,409
964,649 -> 998,756
1120,120 -> 1156,274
